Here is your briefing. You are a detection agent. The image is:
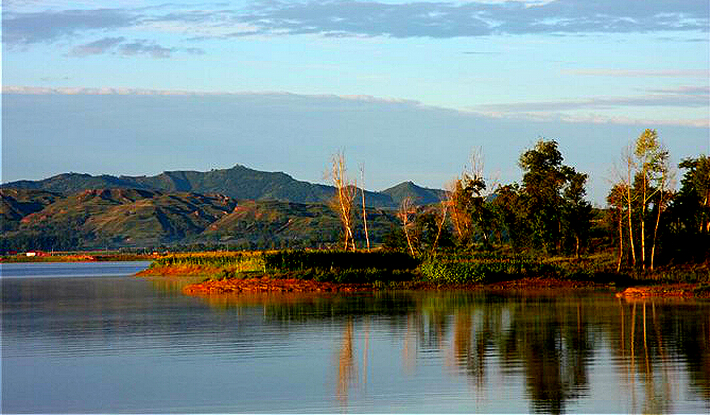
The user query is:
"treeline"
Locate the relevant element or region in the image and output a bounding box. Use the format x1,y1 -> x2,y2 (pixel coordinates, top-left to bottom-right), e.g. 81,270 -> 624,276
340,131 -> 709,273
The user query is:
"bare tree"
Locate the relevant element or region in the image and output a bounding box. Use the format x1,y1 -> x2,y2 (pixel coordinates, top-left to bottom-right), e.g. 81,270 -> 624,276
398,197 -> 417,256
634,129 -> 668,271
329,151 -> 357,251
446,148 -> 498,247
650,148 -> 673,271
446,178 -> 472,241
359,163 -> 370,252
607,183 -> 626,272
430,200 -> 448,256
621,145 -> 638,267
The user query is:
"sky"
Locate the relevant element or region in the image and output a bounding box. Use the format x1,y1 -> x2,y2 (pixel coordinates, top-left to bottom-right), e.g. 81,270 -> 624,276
2,0 -> 709,205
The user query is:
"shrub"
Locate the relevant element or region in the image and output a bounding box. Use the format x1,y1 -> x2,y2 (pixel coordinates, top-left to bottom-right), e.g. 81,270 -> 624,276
262,250 -> 418,272
419,254 -> 556,284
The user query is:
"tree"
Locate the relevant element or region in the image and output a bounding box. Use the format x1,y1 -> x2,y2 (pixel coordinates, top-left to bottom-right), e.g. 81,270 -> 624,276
664,155 -> 710,261
447,178 -> 473,243
430,200 -> 450,256
561,171 -> 593,258
649,153 -> 672,270
633,129 -> 669,270
490,184 -> 529,251
398,197 -> 417,256
329,151 -> 356,251
676,156 -> 710,234
606,184 -> 626,272
359,163 -> 371,252
519,140 -> 565,252
618,146 -> 638,267
447,148 -> 496,249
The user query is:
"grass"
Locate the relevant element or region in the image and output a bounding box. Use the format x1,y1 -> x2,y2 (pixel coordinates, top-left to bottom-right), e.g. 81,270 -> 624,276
142,250 -> 419,283
139,248 -> 710,293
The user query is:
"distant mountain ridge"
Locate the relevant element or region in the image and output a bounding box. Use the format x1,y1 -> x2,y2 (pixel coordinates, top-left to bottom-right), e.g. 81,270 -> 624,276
2,164 -> 446,208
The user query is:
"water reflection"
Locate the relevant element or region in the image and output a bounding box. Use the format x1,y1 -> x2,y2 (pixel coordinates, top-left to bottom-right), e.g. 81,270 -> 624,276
336,318 -> 356,406
187,290 -> 710,413
3,274 -> 709,413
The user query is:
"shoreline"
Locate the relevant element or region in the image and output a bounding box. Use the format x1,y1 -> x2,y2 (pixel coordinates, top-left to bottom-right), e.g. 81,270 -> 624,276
135,251 -> 710,299
139,269 -> 710,299
182,277 -> 710,299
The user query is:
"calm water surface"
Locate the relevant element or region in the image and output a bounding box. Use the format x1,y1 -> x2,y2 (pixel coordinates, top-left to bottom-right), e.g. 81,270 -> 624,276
2,262 -> 709,413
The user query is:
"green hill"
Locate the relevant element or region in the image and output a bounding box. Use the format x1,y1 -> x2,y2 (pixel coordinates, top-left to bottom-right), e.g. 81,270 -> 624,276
0,188 -> 400,251
0,165 -> 445,251
382,181 -> 447,206
2,165 -> 443,208
1,189 -> 62,231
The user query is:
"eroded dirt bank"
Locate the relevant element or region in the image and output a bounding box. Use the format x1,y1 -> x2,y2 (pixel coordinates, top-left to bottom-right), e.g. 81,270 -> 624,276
178,275 -> 710,299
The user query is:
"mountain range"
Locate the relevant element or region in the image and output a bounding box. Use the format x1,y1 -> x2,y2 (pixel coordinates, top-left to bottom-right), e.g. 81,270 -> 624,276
3,164 -> 445,207
1,165 -> 445,250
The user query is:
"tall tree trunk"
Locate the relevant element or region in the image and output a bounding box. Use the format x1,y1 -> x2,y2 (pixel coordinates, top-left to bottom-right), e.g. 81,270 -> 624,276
360,164 -> 370,252
399,198 -> 416,257
650,172 -> 665,271
330,152 -> 356,252
703,190 -> 710,233
626,182 -> 636,267
651,203 -> 661,271
640,174 -> 647,271
617,206 -> 624,273
431,201 -> 448,257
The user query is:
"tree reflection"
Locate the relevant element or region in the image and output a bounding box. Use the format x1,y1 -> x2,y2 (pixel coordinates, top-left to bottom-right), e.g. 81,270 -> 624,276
181,289 -> 710,412
336,318 -> 356,406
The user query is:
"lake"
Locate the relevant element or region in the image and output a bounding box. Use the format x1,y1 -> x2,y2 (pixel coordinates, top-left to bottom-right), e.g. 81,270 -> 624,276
2,261 -> 709,413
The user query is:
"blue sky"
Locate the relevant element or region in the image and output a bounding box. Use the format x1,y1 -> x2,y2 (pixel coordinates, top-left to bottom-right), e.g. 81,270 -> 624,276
2,0 -> 709,204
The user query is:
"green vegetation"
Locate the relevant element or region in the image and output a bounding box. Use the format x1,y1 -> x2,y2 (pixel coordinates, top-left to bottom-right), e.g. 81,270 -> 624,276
419,253 -> 556,284
147,250 -> 420,284
2,130 -> 708,289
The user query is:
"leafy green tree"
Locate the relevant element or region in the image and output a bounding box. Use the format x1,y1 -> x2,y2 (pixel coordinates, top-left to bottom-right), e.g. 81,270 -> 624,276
490,184 -> 529,251
561,171 -> 593,258
664,155 -> 710,261
675,156 -> 710,234
518,139 -> 590,255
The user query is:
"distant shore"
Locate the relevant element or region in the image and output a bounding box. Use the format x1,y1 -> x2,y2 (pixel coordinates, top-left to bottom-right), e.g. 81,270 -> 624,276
1,253 -> 155,263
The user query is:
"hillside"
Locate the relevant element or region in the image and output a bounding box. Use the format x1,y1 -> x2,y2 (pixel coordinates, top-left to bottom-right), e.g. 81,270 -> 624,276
1,164 -> 443,208
0,188 -> 400,251
0,189 -> 62,231
382,181 -> 447,206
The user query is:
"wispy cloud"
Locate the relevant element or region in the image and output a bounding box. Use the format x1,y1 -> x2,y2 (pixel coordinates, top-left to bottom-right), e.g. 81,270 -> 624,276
68,36 -> 125,57
228,0 -> 709,38
472,85 -> 710,127
476,86 -> 710,112
2,9 -> 137,45
3,0 -> 708,48
118,40 -> 174,58
67,37 -> 204,58
564,69 -> 710,78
